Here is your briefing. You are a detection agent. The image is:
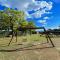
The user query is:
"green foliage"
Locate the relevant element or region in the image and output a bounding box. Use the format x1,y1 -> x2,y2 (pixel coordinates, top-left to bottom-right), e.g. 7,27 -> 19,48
27,21 -> 36,28
0,8 -> 36,32
0,9 -> 25,30
0,11 -> 10,29
20,20 -> 28,27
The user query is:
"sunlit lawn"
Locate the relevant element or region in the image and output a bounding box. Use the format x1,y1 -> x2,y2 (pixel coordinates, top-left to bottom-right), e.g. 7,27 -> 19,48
0,34 -> 46,49
0,34 -> 48,60
0,34 -> 60,60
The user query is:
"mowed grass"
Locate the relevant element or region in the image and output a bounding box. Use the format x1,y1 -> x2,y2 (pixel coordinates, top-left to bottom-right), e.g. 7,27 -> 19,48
0,34 -> 46,45
0,34 -> 47,49
0,34 -> 48,60
0,34 -> 60,60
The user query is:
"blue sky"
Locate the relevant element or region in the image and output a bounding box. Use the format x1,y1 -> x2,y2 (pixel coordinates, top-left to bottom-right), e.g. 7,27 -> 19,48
0,0 -> 60,29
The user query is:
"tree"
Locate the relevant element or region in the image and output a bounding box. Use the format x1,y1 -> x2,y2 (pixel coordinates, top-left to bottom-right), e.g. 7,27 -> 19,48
0,11 -> 10,30
0,8 -> 26,38
20,20 -> 28,27
27,21 -> 35,28
2,8 -> 26,45
4,8 -> 25,29
26,21 -> 36,34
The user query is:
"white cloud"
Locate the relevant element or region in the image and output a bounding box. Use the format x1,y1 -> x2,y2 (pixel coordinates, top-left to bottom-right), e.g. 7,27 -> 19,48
24,3 -> 29,9
25,11 -> 32,18
30,9 -> 47,18
37,20 -> 47,27
40,1 -> 52,10
44,17 -> 49,20
0,0 -> 34,10
0,0 -> 53,19
32,0 -> 35,3
26,1 -> 53,18
35,1 -> 53,10
37,20 -> 46,24
3,3 -> 10,7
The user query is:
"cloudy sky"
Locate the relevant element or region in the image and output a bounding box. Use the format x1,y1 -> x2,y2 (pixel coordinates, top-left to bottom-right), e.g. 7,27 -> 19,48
0,0 -> 60,29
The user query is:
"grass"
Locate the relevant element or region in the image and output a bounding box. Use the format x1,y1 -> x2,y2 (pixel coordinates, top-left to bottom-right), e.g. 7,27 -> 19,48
0,34 -> 46,46
0,34 -> 59,60
0,36 -> 42,60
0,34 -> 47,51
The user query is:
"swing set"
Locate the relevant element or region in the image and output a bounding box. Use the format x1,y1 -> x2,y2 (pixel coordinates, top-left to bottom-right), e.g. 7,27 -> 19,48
8,27 -> 55,47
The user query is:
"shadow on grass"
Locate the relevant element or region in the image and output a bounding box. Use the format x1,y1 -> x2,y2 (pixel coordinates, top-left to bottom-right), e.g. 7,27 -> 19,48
0,46 -> 53,52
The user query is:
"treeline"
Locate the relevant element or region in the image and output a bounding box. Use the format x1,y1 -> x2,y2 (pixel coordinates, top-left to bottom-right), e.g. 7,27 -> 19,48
46,29 -> 60,35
